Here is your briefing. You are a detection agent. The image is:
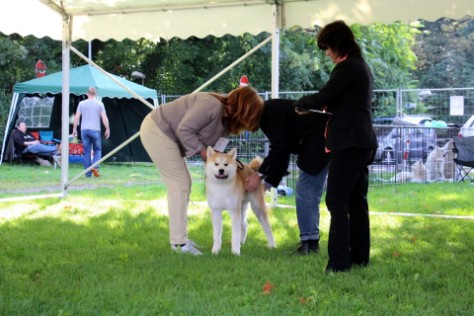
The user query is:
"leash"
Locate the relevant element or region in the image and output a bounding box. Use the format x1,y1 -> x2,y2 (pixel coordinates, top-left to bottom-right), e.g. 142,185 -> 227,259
236,159 -> 245,171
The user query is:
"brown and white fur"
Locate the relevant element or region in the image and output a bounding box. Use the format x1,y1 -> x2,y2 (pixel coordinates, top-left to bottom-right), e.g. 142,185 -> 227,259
426,146 -> 446,182
205,146 -> 275,255
442,139 -> 455,180
412,159 -> 427,182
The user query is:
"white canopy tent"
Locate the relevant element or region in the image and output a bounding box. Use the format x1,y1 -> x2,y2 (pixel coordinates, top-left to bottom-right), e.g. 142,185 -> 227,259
1,1 -> 472,41
0,0 -> 472,200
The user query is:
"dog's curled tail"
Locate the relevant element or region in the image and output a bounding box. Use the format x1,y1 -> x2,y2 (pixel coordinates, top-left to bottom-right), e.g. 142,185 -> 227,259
248,156 -> 263,171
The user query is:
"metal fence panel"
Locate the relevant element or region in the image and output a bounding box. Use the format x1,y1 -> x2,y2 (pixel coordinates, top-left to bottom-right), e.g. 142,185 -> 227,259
160,88 -> 472,187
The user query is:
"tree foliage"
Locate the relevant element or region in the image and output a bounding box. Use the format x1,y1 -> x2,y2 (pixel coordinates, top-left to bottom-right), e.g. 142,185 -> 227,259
0,17 -> 473,149
352,22 -> 419,89
413,17 -> 474,88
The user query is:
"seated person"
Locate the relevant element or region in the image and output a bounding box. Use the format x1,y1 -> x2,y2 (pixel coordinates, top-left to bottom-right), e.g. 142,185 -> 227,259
12,121 -> 60,163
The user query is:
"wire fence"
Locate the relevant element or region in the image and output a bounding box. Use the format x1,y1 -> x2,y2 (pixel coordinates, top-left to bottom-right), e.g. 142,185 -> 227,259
161,88 -> 474,188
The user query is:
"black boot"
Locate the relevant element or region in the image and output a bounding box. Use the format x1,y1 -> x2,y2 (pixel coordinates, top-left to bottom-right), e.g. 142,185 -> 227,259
308,239 -> 320,253
295,239 -> 319,255
296,240 -> 310,254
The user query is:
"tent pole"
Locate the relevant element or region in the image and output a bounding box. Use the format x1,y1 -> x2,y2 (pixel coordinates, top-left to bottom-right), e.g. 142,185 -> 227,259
0,93 -> 19,165
270,3 -> 281,207
69,46 -> 155,110
65,131 -> 141,187
192,36 -> 272,93
60,14 -> 72,198
63,37 -> 271,188
271,3 -> 280,99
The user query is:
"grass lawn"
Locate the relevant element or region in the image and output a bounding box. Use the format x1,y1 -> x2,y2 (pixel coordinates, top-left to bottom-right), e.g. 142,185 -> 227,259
0,163 -> 473,315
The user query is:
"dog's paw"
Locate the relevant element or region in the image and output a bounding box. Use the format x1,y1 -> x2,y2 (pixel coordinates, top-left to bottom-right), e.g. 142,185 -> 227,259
211,245 -> 221,255
231,246 -> 241,256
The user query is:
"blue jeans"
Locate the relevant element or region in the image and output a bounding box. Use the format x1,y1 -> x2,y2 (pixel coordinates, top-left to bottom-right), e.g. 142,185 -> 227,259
295,165 -> 329,241
81,129 -> 102,177
23,143 -> 57,156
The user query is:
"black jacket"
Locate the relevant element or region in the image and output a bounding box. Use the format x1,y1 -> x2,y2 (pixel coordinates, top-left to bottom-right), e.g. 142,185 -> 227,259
258,99 -> 330,188
294,56 -> 378,151
12,129 -> 35,155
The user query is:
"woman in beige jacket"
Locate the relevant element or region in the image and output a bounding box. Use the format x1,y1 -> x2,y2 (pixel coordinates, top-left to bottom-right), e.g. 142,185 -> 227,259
140,86 -> 263,255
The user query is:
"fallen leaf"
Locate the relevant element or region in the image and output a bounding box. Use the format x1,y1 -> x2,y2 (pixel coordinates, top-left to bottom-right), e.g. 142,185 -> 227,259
262,281 -> 273,295
392,251 -> 401,257
299,297 -> 309,304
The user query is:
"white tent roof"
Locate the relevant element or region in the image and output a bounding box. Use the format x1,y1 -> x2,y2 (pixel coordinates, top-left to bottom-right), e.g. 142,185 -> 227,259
0,0 -> 472,41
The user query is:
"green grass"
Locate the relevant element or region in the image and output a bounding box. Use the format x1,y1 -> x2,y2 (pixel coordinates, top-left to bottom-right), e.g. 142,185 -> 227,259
0,163 -> 473,315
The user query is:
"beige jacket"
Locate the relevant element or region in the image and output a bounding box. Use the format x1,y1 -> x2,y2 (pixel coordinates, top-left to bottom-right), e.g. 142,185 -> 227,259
150,92 -> 228,158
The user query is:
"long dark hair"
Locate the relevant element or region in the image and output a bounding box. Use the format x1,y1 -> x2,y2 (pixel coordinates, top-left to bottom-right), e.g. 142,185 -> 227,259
317,20 -> 362,58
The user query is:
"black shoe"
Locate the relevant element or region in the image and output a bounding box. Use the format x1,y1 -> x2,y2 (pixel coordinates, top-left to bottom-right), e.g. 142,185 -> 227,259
308,239 -> 319,253
295,239 -> 319,255
296,240 -> 310,254
351,260 -> 369,268
324,263 -> 351,274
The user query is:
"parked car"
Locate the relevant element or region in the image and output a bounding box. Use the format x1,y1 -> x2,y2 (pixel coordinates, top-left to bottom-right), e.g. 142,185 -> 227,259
372,116 -> 396,139
458,115 -> 474,137
375,115 -> 438,164
372,116 -> 395,125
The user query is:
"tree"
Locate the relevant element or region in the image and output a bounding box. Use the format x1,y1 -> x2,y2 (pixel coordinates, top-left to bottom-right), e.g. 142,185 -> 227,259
352,22 -> 419,89
413,17 -> 474,88
92,38 -> 156,81
0,35 -> 29,92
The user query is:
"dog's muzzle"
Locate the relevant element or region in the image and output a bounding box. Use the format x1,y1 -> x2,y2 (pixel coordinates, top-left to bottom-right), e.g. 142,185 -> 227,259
214,169 -> 228,179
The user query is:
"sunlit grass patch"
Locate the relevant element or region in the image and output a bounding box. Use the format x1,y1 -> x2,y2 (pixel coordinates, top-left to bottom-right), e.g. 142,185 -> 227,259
0,163 -> 473,314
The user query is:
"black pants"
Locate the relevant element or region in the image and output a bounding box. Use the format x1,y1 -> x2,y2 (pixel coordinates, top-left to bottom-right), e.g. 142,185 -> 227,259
325,148 -> 375,271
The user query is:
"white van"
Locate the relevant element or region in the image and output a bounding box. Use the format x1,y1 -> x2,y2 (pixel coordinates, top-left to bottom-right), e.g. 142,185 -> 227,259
458,115 -> 474,137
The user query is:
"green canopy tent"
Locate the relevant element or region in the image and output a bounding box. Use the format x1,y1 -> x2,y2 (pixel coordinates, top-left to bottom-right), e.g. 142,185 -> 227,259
1,65 -> 159,164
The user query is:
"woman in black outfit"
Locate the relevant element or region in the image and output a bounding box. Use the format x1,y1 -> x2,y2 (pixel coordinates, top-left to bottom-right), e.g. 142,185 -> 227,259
294,20 -> 378,273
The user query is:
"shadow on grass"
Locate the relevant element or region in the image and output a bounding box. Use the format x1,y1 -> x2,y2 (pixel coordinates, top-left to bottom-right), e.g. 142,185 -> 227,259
0,197 -> 473,314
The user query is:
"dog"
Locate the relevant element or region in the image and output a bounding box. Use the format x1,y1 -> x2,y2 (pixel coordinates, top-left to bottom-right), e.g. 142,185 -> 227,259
425,146 -> 446,182
412,159 -> 427,182
205,146 -> 275,255
391,171 -> 413,183
442,139 -> 455,180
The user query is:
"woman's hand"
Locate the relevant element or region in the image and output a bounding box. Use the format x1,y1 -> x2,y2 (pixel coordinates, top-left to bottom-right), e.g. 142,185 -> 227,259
245,173 -> 261,192
200,149 -> 207,161
295,107 -> 309,115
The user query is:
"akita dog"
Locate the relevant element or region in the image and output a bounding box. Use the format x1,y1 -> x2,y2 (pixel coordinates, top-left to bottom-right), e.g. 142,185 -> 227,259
205,146 -> 276,255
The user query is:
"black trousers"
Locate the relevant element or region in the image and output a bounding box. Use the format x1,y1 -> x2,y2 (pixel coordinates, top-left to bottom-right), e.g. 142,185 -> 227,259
325,147 -> 375,271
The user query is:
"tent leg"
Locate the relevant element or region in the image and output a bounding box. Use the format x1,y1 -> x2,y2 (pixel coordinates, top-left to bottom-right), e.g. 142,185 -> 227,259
60,14 -> 72,198
0,93 -> 19,165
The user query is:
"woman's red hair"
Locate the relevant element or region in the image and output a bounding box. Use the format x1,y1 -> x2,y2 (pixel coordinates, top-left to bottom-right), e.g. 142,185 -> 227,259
211,86 -> 263,135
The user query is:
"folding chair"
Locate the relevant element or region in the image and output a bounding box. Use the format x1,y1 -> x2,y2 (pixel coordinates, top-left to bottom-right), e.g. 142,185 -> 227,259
4,130 -> 53,166
452,136 -> 474,183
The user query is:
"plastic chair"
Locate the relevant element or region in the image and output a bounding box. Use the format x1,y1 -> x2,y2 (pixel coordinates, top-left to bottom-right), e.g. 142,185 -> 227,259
39,130 -> 61,145
452,136 -> 474,183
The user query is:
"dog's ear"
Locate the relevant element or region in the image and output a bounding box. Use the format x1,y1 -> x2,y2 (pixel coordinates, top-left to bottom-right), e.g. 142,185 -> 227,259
228,147 -> 237,160
207,146 -> 215,158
